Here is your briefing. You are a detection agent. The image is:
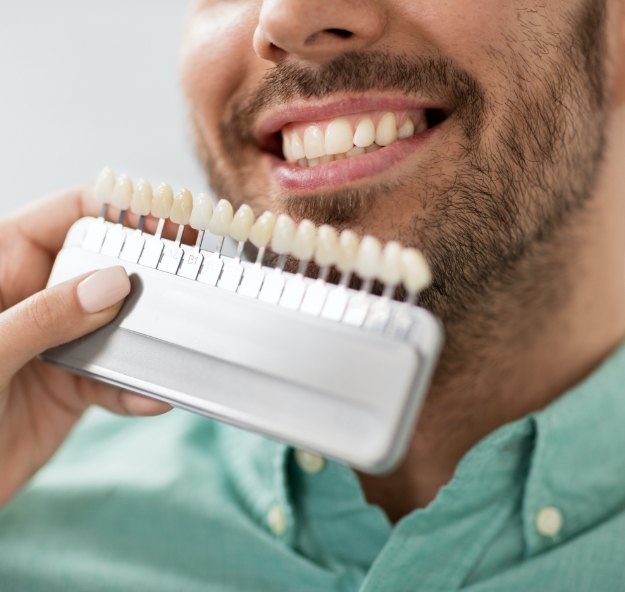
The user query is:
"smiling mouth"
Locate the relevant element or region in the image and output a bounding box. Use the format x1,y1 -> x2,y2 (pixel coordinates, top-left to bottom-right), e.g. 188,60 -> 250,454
254,97 -> 453,191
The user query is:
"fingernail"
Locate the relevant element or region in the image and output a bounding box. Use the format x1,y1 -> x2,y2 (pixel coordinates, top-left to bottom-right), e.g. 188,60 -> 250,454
77,266 -> 131,313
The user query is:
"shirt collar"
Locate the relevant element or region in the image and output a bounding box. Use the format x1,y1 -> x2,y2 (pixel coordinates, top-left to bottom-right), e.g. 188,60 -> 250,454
523,340 -> 625,555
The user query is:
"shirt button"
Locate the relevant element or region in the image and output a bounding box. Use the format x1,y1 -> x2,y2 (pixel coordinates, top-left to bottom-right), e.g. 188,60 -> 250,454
267,504 -> 287,536
535,506 -> 563,538
294,449 -> 325,474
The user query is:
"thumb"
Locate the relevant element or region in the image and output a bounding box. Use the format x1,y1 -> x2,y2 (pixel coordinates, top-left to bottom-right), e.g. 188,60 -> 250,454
0,266 -> 131,379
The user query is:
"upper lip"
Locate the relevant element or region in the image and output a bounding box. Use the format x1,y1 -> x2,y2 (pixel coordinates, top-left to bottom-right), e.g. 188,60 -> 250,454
254,93 -> 453,150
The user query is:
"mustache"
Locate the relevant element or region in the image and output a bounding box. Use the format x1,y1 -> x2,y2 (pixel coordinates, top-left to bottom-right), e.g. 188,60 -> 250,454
225,51 -> 487,144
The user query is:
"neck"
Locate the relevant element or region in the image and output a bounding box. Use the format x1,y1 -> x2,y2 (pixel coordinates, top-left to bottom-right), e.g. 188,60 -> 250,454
358,109 -> 625,523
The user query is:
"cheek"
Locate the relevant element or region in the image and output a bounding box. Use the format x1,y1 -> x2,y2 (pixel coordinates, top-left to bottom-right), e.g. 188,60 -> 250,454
398,1 -> 564,87
180,4 -> 260,139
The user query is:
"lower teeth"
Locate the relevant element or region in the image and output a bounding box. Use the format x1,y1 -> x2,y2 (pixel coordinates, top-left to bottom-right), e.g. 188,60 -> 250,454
295,144 -> 383,167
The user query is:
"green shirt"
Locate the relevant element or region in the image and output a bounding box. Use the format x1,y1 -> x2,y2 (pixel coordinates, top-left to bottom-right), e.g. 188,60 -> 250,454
2,344 -> 625,591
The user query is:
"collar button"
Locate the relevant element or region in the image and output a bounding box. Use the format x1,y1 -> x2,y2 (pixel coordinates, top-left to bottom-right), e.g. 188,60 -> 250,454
294,449 -> 325,474
267,504 -> 287,536
535,506 -> 563,538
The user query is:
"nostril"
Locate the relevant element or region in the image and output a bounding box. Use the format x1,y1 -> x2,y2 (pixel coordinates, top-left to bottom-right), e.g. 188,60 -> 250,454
325,28 -> 353,39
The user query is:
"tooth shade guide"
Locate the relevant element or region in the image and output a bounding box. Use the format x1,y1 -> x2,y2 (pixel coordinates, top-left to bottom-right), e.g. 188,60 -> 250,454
86,170 -> 435,318
80,200 -> 435,334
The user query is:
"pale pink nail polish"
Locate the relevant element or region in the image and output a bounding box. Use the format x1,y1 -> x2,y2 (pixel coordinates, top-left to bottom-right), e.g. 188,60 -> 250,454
77,266 -> 131,313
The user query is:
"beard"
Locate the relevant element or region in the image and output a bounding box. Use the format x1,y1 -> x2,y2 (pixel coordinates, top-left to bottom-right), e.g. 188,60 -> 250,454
195,0 -> 608,328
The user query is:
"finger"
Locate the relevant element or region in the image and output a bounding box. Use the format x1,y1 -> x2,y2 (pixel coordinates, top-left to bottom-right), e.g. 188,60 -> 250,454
76,378 -> 172,417
0,266 -> 131,381
118,392 -> 172,416
7,185 -> 98,257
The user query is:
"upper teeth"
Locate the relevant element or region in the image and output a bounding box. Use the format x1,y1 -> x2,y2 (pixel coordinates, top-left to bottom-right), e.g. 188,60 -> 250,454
282,111 -> 427,165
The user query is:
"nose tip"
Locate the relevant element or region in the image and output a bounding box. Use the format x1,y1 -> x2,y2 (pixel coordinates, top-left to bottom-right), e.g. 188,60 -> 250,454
254,1 -> 386,63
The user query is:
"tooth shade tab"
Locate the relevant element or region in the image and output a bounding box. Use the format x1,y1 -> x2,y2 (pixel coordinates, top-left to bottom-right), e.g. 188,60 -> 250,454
170,188 -> 194,225
293,219 -> 317,261
271,214 -> 297,255
152,182 -> 174,219
324,118 -> 353,155
356,235 -> 382,280
249,211 -> 276,248
189,192 -> 213,231
336,230 -> 359,274
400,248 -> 432,294
94,167 -> 115,205
111,174 -> 133,210
230,204 -> 255,242
130,179 -> 153,216
314,225 -> 339,267
209,199 -> 234,236
380,241 -> 402,286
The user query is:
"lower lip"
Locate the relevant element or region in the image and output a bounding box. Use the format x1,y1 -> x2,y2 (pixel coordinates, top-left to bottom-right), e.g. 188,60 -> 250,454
268,127 -> 437,192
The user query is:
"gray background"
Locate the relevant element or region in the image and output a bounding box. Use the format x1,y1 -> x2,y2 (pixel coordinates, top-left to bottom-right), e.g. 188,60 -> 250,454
0,1 -> 204,216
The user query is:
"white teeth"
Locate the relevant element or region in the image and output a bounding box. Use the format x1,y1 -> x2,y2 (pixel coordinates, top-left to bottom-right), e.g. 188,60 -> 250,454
209,199 -> 234,236
336,230 -> 359,274
397,117 -> 415,140
314,225 -> 339,267
271,214 -> 297,255
94,167 -> 115,204
304,126 -> 325,159
282,135 -> 294,162
189,192 -> 213,231
324,118 -> 353,155
353,117 -> 376,148
170,188 -> 193,225
379,241 -> 402,287
229,204 -> 255,242
356,235 -> 382,280
293,219 -> 316,261
284,110 -> 430,166
151,182 -> 174,219
291,134 -> 306,160
111,174 -> 133,210
249,211 -> 276,248
400,248 -> 432,294
375,112 -> 398,147
130,178 -> 153,216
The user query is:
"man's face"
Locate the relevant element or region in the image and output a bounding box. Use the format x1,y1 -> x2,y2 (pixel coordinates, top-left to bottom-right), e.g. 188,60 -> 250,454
180,0 -> 614,323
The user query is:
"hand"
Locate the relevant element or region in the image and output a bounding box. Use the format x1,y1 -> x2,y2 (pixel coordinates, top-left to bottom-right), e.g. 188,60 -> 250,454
0,187 -> 171,506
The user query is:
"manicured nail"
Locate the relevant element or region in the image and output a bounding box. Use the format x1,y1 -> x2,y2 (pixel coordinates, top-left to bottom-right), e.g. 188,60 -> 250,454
77,266 -> 131,313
